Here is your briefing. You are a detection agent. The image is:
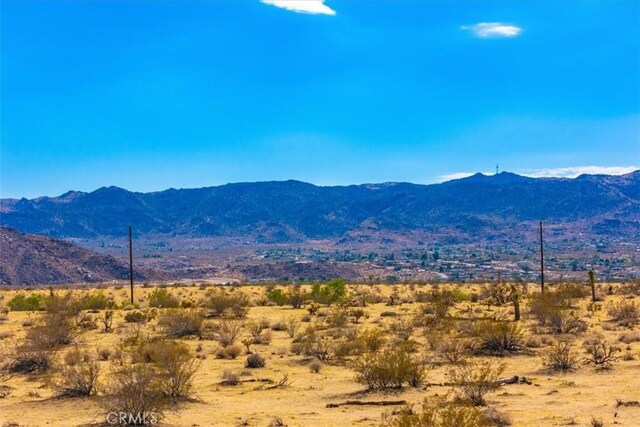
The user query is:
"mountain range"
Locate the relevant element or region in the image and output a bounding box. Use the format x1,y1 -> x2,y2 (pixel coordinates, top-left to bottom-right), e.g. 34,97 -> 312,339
1,171 -> 639,245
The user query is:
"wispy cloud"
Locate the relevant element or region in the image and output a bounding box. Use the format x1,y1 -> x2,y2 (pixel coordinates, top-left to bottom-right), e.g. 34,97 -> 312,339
519,165 -> 639,178
261,0 -> 336,15
462,22 -> 522,38
437,166 -> 638,183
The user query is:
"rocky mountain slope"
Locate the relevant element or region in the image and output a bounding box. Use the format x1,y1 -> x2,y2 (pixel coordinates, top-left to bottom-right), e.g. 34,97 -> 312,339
0,227 -> 165,285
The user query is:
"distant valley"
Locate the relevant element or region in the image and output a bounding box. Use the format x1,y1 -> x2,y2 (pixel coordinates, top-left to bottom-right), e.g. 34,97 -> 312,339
1,171 -> 639,284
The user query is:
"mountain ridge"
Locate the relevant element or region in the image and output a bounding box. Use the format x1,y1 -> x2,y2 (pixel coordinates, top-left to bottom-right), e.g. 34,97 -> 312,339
1,171 -> 638,244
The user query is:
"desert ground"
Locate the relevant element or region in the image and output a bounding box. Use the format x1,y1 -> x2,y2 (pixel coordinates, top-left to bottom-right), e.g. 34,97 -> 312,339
0,281 -> 639,427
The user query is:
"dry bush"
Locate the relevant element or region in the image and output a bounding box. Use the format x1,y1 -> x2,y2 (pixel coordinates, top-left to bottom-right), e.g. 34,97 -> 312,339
542,341 -> 580,373
51,348 -> 99,397
437,337 -> 469,365
472,320 -> 525,356
215,344 -> 242,360
381,394 -> 487,427
548,310 -> 588,334
618,331 -> 640,344
326,307 -> 349,328
482,408 -> 513,426
388,316 -> 417,341
202,289 -> 250,318
207,319 -> 244,347
3,348 -> 53,376
97,347 -> 112,361
157,309 -> 203,338
450,361 -> 505,406
582,338 -> 621,370
145,341 -> 199,401
308,359 -> 322,373
124,309 -> 156,324
528,292 -> 572,325
353,346 -> 425,390
102,310 -> 114,333
103,362 -> 166,425
221,369 -> 240,386
285,318 -> 300,338
480,283 -> 511,306
607,301 -> 639,327
245,353 -> 266,368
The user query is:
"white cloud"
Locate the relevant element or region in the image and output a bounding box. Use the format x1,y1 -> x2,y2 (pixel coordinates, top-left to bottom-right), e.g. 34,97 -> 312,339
261,0 -> 336,15
462,22 -> 522,38
519,166 -> 639,178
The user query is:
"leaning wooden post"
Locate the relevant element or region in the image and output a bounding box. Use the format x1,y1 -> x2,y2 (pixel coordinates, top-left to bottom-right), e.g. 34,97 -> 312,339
129,225 -> 134,305
510,284 -> 521,321
588,270 -> 596,303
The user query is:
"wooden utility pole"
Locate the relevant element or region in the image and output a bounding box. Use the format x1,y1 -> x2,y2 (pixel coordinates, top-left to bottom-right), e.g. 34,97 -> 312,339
539,221 -> 545,295
129,225 -> 134,304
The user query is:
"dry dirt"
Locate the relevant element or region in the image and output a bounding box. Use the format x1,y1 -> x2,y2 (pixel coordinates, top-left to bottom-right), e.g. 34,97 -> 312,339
0,283 -> 639,427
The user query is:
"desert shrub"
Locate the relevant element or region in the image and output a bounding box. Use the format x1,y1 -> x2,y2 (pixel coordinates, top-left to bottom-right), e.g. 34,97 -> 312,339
349,308 -> 367,323
437,338 -> 469,365
98,347 -> 112,361
424,290 -> 456,318
203,289 -> 250,318
472,320 -> 525,356
157,309 -> 203,338
326,307 -> 349,328
556,283 -> 590,300
528,292 -> 572,325
7,293 -> 45,311
51,349 -> 99,397
450,361 -> 505,406
480,284 -> 511,306
358,328 -> 387,353
353,346 -> 425,390
138,340 -> 200,402
78,291 -> 112,311
209,319 -> 244,347
124,310 -> 153,324
286,286 -> 307,308
102,310 -> 114,333
3,348 -> 53,375
245,353 -> 266,368
388,316 -> 417,341
308,359 -> 322,373
542,341 -> 580,373
24,295 -> 79,351
548,310 -> 588,334
247,318 -> 269,340
295,328 -> 335,361
266,289 -> 288,306
148,289 -> 180,309
103,362 -> 166,425
582,338 -> 621,370
215,344 -> 242,360
310,279 -> 347,305
380,394 -> 487,427
221,369 -> 240,385
482,408 -> 513,426
285,318 -> 300,338
607,301 -> 639,327
618,331 -> 640,344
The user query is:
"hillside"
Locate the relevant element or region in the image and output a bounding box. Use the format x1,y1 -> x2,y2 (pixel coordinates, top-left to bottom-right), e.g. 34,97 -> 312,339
1,171 -> 639,245
0,227 -> 166,285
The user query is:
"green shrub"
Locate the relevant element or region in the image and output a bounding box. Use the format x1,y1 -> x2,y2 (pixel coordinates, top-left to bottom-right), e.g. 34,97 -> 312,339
472,320 -> 524,356
310,279 -> 347,305
353,346 -> 425,390
148,289 -> 180,309
78,291 -> 112,311
542,341 -> 580,373
7,293 -> 45,311
157,309 -> 203,338
381,394 -> 487,427
203,289 -> 250,318
266,289 -> 288,306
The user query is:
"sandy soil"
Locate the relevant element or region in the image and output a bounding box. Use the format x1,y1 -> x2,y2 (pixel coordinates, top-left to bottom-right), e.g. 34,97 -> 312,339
0,284 -> 638,427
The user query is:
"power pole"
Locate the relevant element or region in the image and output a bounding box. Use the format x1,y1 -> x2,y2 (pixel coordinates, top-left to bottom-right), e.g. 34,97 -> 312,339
539,220 -> 544,295
129,225 -> 134,304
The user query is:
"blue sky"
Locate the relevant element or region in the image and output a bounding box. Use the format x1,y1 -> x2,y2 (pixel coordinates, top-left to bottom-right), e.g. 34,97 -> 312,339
1,0 -> 639,198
